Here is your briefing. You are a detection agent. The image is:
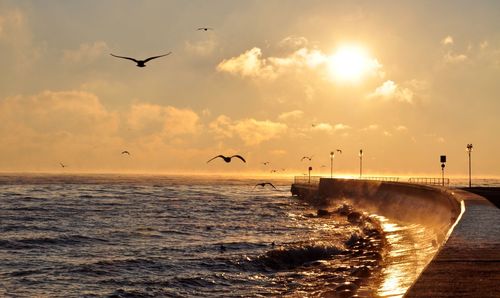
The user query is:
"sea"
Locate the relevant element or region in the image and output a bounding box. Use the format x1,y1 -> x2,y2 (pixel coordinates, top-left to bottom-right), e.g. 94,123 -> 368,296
0,174 -> 498,297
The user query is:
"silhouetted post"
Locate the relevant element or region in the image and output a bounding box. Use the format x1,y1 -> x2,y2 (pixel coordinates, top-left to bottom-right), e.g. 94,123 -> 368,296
359,149 -> 363,178
467,144 -> 473,188
440,155 -> 447,186
330,151 -> 334,178
308,166 -> 312,184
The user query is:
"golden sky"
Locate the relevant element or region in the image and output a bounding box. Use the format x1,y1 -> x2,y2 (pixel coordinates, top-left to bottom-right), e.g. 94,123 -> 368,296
1,0 -> 499,177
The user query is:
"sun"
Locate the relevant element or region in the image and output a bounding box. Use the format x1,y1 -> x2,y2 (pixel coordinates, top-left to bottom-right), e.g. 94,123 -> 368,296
327,45 -> 377,83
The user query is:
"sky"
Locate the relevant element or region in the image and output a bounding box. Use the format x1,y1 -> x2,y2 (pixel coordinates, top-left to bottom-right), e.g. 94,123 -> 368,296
1,0 -> 499,177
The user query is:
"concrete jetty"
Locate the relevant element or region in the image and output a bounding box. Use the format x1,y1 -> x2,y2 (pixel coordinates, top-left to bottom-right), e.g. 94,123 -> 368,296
291,178 -> 500,297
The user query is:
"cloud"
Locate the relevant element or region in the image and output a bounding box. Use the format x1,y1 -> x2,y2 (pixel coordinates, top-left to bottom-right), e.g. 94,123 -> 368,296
210,115 -> 287,145
62,41 -> 110,64
278,36 -> 309,49
311,122 -> 333,132
395,125 -> 408,131
216,47 -> 277,79
127,103 -> 200,138
444,52 -> 467,63
0,8 -> 44,70
0,90 -> 118,137
216,46 -> 329,80
333,123 -> 350,131
278,110 -> 304,121
362,124 -> 379,131
442,36 -> 454,45
368,80 -> 414,103
185,38 -> 218,56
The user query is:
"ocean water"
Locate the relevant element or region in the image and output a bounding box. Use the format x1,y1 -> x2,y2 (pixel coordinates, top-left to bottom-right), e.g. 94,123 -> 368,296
0,175 -> 385,297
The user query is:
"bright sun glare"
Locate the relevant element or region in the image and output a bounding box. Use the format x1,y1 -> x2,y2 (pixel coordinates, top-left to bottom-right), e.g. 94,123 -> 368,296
328,45 -> 375,83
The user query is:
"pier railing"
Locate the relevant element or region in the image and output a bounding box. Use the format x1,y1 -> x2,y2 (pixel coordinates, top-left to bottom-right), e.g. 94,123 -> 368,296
294,176 -> 321,186
360,176 -> 400,182
408,177 -> 450,186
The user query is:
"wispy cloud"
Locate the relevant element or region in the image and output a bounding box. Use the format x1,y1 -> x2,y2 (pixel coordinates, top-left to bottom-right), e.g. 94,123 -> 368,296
444,52 -> 467,63
368,80 -> 414,103
210,115 -> 286,145
62,41 -> 109,64
127,103 -> 200,138
278,110 -> 304,121
185,37 -> 218,56
442,35 -> 454,45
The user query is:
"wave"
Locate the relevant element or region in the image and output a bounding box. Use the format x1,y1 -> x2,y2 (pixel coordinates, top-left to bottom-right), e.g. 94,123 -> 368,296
0,234 -> 107,250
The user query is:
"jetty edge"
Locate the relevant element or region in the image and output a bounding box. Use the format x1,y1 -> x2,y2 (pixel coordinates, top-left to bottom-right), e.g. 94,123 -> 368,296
290,177 -> 500,297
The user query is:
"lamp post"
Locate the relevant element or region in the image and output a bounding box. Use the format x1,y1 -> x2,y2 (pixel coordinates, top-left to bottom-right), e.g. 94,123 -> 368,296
467,144 -> 473,188
330,151 -> 334,178
308,166 -> 313,184
359,149 -> 363,178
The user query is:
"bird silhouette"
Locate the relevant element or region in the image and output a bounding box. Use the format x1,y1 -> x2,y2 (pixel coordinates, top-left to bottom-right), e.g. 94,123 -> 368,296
270,169 -> 278,173
121,151 -> 130,155
207,155 -> 246,163
336,149 -> 342,154
301,156 -> 313,162
197,27 -> 213,31
60,162 -> 67,168
253,182 -> 277,190
262,161 -> 270,165
110,52 -> 172,67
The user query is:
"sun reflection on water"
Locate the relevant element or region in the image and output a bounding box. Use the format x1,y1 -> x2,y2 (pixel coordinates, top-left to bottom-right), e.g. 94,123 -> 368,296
376,216 -> 439,297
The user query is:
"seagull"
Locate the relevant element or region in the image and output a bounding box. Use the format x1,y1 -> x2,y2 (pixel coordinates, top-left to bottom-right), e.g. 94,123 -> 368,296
253,182 -> 277,190
121,151 -> 130,155
270,169 -> 278,173
110,52 -> 172,67
262,161 -> 270,165
336,149 -> 342,154
207,155 -> 246,163
60,162 -> 67,168
197,27 -> 213,31
301,156 -> 313,162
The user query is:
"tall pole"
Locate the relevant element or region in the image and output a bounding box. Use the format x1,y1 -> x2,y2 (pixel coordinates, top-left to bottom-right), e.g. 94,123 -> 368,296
467,144 -> 473,188
330,151 -> 334,178
359,149 -> 363,178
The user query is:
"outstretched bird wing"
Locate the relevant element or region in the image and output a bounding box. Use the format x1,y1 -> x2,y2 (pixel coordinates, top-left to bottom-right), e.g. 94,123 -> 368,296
143,52 -> 172,63
197,27 -> 213,30
265,182 -> 277,190
301,156 -> 310,161
121,151 -> 130,155
231,155 -> 246,163
207,155 -> 225,163
110,53 -> 139,63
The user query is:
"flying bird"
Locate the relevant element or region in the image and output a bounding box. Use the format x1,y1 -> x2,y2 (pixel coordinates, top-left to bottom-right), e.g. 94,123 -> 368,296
121,151 -> 130,155
270,169 -> 278,173
262,161 -> 270,165
110,52 -> 172,67
60,162 -> 67,168
197,27 -> 213,31
253,182 -> 277,190
207,155 -> 246,163
336,149 -> 342,154
301,156 -> 313,162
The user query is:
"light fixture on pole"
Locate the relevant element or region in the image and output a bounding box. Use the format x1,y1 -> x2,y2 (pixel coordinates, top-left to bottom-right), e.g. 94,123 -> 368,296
359,149 -> 363,178
466,144 -> 473,188
440,155 -> 447,186
330,151 -> 334,178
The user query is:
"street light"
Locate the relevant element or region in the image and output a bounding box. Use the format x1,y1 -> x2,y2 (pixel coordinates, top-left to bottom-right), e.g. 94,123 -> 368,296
467,144 -> 473,188
359,149 -> 363,178
330,151 -> 334,178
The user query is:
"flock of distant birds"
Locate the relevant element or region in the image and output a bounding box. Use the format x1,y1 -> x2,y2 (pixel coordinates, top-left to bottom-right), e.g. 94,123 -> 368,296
58,27 -> 342,191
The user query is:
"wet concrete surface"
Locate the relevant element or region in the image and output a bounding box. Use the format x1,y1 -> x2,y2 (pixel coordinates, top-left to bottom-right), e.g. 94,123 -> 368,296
405,189 -> 500,297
